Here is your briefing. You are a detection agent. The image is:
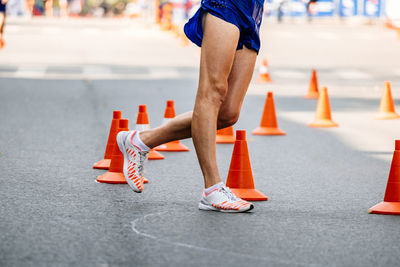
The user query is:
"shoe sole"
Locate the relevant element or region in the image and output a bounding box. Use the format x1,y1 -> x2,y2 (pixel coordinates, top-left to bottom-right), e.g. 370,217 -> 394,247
117,131 -> 142,193
198,202 -> 254,213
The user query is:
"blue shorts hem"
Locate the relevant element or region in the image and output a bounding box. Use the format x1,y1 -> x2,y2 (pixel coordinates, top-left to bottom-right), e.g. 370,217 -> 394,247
184,0 -> 262,54
184,6 -> 241,50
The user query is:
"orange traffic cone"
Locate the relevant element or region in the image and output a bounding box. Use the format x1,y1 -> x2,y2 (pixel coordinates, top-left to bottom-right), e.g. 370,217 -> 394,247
252,92 -> 286,135
216,126 -> 235,144
154,100 -> 189,152
97,119 -> 129,184
257,59 -> 272,83
93,110 -> 122,170
226,130 -> 268,201
308,86 -> 338,127
304,69 -> 319,99
136,105 -> 164,160
374,82 -> 400,120
368,140 -> 400,215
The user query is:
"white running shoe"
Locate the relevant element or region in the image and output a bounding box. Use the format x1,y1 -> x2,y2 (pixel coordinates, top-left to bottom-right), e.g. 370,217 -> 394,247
199,185 -> 254,213
117,130 -> 148,193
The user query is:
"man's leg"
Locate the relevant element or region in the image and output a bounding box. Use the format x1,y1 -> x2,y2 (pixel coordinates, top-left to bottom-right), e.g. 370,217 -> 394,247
140,19 -> 257,174
139,47 -> 257,151
191,13 -> 240,187
217,46 -> 257,129
0,12 -> 5,40
140,13 -> 239,168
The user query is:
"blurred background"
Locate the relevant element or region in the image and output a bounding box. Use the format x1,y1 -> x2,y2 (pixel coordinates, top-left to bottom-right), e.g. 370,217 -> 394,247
2,0 -> 400,27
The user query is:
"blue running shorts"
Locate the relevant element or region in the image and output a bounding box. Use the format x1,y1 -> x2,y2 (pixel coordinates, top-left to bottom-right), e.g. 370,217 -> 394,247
0,2 -> 6,13
184,0 -> 264,54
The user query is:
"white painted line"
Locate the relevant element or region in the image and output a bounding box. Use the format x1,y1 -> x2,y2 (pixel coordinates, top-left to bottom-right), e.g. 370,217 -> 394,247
14,65 -> 46,78
130,212 -> 308,266
82,66 -> 112,77
273,70 -> 307,79
148,68 -> 180,79
333,69 -> 372,80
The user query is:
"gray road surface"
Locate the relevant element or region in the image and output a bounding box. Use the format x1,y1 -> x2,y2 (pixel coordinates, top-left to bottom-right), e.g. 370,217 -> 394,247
1,17 -> 400,267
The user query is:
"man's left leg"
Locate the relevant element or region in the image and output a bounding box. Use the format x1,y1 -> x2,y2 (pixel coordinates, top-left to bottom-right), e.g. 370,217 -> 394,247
0,11 -> 5,47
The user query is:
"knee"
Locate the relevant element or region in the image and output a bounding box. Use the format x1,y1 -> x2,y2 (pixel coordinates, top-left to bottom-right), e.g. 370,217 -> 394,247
199,75 -> 229,105
217,109 -> 240,129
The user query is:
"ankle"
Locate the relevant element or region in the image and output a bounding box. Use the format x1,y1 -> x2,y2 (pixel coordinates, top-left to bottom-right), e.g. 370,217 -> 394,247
204,178 -> 223,189
138,130 -> 152,148
130,130 -> 150,152
204,182 -> 224,195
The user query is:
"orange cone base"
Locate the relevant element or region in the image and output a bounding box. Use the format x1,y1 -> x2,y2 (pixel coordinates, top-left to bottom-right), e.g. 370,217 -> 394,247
154,142 -> 189,152
374,112 -> 400,120
97,172 -> 126,184
148,150 -> 164,160
309,119 -> 338,128
229,188 -> 268,201
97,172 -> 148,184
216,135 -> 236,144
304,92 -> 319,99
93,159 -> 111,170
257,75 -> 272,83
368,202 -> 400,215
252,127 -> 286,136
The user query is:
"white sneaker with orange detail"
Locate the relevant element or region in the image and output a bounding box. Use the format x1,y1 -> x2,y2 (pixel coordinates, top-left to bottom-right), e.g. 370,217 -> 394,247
199,185 -> 254,213
117,130 -> 149,193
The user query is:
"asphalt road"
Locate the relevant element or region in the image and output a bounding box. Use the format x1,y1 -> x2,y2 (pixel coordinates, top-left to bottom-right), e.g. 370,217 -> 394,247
1,17 -> 400,267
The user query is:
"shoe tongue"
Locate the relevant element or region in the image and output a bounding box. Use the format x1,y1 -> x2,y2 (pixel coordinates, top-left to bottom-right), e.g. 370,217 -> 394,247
221,186 -> 238,201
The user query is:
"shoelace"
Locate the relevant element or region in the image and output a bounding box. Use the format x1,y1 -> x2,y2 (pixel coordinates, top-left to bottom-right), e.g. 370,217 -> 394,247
138,150 -> 149,177
219,186 -> 240,202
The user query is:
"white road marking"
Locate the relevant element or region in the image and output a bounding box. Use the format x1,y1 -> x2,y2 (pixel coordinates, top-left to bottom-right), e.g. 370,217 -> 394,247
272,70 -> 307,79
14,65 -> 46,78
333,69 -> 372,80
148,68 -> 180,79
131,212 -> 310,266
82,65 -> 112,77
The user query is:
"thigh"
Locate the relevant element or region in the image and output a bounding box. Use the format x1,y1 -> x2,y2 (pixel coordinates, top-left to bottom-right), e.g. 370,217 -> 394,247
198,13 -> 240,96
0,13 -> 5,25
218,46 -> 257,118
